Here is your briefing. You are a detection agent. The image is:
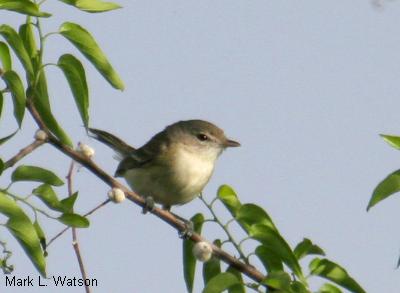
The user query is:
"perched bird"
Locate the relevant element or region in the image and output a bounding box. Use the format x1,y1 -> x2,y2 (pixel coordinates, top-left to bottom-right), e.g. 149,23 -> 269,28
89,120 -> 240,210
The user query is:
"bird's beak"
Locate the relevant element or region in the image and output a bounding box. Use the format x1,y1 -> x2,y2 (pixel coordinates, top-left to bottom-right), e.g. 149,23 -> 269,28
224,139 -> 241,148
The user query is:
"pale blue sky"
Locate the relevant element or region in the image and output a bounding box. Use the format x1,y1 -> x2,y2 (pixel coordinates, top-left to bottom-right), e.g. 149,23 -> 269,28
1,1 -> 400,292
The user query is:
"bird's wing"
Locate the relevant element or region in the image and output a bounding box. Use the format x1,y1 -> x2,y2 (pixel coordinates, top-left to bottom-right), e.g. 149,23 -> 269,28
115,155 -> 150,177
115,130 -> 170,177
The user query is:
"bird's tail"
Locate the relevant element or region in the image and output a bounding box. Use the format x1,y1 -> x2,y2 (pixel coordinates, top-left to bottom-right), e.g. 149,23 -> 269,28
88,128 -> 136,158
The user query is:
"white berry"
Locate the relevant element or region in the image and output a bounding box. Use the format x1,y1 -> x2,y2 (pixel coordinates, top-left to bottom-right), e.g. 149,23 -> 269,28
34,130 -> 48,141
78,143 -> 95,158
108,188 -> 126,203
193,241 -> 213,262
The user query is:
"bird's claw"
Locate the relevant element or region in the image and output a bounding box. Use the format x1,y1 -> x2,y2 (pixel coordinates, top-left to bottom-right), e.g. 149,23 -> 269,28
178,220 -> 194,239
142,196 -> 155,214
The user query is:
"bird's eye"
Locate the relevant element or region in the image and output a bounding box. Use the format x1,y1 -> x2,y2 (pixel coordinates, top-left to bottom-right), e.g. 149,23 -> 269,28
196,133 -> 208,141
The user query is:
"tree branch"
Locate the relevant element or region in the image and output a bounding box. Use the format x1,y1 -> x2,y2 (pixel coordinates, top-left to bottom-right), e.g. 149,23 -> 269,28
4,139 -> 45,169
199,194 -> 249,264
47,199 -> 110,248
67,161 -> 91,293
26,99 -> 267,286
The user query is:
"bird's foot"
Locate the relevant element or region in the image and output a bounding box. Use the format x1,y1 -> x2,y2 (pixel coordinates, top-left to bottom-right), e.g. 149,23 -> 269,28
142,196 -> 155,214
178,219 -> 194,239
174,215 -> 194,239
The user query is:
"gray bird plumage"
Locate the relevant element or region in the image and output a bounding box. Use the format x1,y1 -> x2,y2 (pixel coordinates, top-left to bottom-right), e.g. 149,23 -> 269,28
89,120 -> 240,209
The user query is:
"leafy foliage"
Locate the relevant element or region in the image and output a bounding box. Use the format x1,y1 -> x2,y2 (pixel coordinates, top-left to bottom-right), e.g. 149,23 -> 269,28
203,272 -> 241,293
2,70 -> 25,127
0,3 -> 367,293
0,192 -> 46,277
58,54 -> 89,128
12,165 -> 64,186
59,22 -> 124,90
0,0 -> 51,17
368,134 -> 400,210
368,134 -> 400,267
310,258 -> 366,293
294,238 -> 325,260
0,0 -> 122,277
185,186 -> 365,293
0,41 -> 11,70
368,169 -> 400,210
202,239 -> 221,286
57,213 -> 90,228
58,0 -> 121,13
183,213 -> 205,293
0,24 -> 34,80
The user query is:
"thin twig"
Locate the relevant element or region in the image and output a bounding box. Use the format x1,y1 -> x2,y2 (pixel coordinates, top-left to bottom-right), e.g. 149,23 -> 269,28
4,139 -> 45,169
26,99 -> 269,288
199,195 -> 249,264
5,191 -> 57,220
67,161 -> 91,293
47,199 -> 110,248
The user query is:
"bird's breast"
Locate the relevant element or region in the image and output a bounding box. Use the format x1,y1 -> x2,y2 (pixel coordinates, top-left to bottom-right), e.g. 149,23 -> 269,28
123,145 -> 218,206
172,147 -> 216,194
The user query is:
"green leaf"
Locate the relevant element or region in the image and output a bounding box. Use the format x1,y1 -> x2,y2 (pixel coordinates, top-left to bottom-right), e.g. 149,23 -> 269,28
7,218 -> 47,276
12,165 -> 64,186
32,184 -> 64,211
0,25 -> 34,80
58,0 -> 121,13
294,238 -> 325,260
217,184 -> 241,217
0,41 -> 11,70
2,70 -> 26,127
309,258 -> 366,293
380,134 -> 400,150
250,224 -> 303,279
0,0 -> 51,17
19,22 -> 38,60
31,71 -> 73,147
183,213 -> 205,293
236,203 -> 276,234
59,22 -> 124,90
0,192 -> 46,277
262,271 -> 291,291
60,192 -> 78,212
318,283 -> 343,293
0,158 -> 4,176
226,266 -> 245,293
0,192 -> 21,217
0,252 -> 13,274
0,130 -> 18,146
33,220 -> 46,252
203,239 -> 221,286
58,213 -> 89,228
203,272 -> 240,293
58,54 -> 89,128
367,169 -> 400,211
255,245 -> 283,273
291,281 -> 311,293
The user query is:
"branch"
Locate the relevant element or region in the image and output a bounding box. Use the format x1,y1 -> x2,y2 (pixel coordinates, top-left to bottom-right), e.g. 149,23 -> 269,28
26,99 -> 267,286
199,194 -> 249,264
4,139 -> 45,169
67,161 -> 91,293
47,199 -> 110,248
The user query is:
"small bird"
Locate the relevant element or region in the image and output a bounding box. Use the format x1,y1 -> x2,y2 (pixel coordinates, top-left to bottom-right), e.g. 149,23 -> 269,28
89,120 -> 240,210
